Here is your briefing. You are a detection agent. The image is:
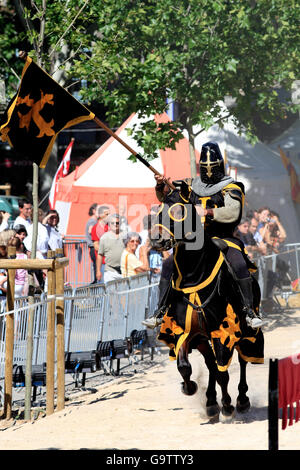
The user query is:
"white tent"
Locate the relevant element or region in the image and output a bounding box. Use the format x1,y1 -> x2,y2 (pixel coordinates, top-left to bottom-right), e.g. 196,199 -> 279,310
267,118 -> 300,233
193,116 -> 300,244
55,108 -> 300,243
55,113 -> 196,235
268,118 -> 300,164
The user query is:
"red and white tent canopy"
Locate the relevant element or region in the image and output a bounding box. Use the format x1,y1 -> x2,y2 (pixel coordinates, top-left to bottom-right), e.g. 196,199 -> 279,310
55,113 -> 197,235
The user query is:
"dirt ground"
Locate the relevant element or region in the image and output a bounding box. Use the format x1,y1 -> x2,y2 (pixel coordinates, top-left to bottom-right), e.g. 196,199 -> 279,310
0,294 -> 299,451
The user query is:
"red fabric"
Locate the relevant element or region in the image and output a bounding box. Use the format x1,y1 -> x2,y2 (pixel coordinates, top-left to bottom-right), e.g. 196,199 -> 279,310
96,222 -> 109,240
91,222 -> 108,241
91,222 -> 109,263
278,353 -> 300,430
49,138 -> 73,209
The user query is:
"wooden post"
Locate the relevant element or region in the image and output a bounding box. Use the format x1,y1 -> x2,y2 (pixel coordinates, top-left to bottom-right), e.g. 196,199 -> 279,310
268,358 -> 279,451
24,162 -> 39,421
3,245 -> 16,419
0,184 -> 11,196
55,248 -> 65,411
46,250 -> 55,416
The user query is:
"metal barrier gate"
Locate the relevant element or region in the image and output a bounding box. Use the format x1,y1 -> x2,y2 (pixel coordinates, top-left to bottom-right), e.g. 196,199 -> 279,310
1,237 -> 298,408
0,272 -> 159,405
255,243 -> 300,305
63,236 -> 93,287
63,237 -> 300,306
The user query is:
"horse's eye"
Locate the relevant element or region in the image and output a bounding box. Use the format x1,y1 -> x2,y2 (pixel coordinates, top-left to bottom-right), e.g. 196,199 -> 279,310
168,203 -> 187,222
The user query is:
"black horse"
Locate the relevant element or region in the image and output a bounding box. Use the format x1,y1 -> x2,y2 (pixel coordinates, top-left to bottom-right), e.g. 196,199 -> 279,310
150,181 -> 264,420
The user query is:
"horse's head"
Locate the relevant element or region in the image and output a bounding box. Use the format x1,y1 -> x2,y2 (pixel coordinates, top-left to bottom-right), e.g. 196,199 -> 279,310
150,181 -> 204,252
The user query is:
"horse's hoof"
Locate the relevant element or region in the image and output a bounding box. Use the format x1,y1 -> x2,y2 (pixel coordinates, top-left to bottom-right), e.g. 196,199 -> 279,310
206,404 -> 220,419
236,397 -> 250,413
181,380 -> 198,396
220,405 -> 235,422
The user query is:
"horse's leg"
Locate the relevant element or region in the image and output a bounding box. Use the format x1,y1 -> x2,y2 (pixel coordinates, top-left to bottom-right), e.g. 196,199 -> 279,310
177,341 -> 198,395
216,369 -> 235,418
236,353 -> 250,413
197,342 -> 220,418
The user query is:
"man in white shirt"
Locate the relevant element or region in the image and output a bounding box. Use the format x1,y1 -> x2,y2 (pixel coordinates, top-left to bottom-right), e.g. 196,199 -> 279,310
13,199 -> 32,231
24,208 -> 49,258
96,214 -> 124,283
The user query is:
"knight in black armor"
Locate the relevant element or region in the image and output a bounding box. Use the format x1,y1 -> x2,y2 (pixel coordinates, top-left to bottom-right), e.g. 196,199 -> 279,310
142,141 -> 263,330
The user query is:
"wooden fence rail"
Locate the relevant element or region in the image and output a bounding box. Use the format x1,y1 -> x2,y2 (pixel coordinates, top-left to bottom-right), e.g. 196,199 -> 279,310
1,248 -> 68,421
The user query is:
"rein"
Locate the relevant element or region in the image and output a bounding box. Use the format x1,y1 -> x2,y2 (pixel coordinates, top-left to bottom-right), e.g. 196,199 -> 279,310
182,269 -> 222,311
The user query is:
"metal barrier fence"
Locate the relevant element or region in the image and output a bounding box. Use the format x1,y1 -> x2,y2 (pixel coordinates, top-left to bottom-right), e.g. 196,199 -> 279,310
63,236 -> 93,287
63,237 -> 300,299
0,272 -> 159,404
255,242 -> 300,304
1,236 -> 298,405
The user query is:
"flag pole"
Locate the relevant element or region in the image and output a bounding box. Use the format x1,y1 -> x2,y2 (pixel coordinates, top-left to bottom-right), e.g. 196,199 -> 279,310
18,51 -> 175,190
93,116 -> 175,189
16,50 -> 39,419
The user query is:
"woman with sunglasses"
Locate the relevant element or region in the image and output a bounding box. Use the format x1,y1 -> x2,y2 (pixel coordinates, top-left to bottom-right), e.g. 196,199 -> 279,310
121,232 -> 150,278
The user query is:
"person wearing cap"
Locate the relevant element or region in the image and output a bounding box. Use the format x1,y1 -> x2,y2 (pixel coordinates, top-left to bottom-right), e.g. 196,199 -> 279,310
144,141 -> 263,330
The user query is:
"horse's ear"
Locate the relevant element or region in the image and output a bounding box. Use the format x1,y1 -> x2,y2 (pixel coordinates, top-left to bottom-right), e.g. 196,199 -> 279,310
172,179 -> 190,200
179,180 -> 190,201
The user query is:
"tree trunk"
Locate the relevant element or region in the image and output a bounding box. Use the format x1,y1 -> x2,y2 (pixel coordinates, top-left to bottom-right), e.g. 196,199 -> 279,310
186,121 -> 197,179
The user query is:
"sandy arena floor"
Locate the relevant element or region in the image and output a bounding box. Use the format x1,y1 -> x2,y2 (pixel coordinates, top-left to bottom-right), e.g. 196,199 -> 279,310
0,294 -> 299,451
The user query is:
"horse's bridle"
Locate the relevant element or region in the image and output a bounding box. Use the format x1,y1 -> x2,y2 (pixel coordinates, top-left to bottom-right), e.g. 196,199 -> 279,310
152,221 -> 197,252
151,223 -> 176,251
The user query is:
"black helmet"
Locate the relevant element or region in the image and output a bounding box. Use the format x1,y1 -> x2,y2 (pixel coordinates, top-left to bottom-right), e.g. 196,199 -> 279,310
199,142 -> 225,183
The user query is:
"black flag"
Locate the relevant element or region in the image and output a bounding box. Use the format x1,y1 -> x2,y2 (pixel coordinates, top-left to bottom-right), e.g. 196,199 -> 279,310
0,56 -> 95,168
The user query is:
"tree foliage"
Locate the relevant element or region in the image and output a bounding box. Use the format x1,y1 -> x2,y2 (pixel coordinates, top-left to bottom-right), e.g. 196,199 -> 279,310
1,0 -> 300,176
73,0 -> 300,174
0,0 -> 97,88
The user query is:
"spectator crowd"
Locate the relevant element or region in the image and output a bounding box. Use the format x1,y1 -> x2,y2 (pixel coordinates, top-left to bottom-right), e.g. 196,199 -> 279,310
86,202 -> 287,289
234,206 -> 287,259
85,203 -> 169,285
0,199 -> 64,299
0,197 -> 288,302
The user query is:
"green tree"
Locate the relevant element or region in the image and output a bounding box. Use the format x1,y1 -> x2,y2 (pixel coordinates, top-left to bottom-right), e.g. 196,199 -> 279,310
0,0 -> 97,90
1,0 -> 300,178
73,0 -> 300,176
0,0 -> 99,194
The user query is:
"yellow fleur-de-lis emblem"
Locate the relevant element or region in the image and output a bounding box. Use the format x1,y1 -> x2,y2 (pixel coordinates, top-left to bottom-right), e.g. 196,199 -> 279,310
17,91 -> 55,138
